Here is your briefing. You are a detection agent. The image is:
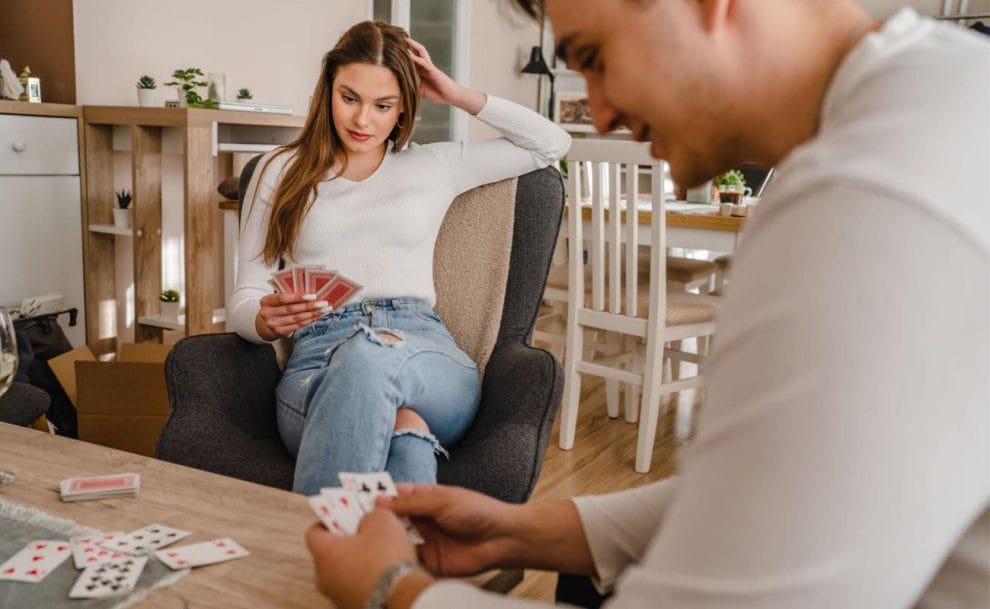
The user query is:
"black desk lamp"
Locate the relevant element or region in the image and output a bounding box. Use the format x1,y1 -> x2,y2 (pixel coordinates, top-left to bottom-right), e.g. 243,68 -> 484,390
521,11 -> 555,118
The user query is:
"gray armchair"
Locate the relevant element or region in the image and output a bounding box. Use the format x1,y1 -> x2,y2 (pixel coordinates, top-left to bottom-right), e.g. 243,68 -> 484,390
156,163 -> 565,504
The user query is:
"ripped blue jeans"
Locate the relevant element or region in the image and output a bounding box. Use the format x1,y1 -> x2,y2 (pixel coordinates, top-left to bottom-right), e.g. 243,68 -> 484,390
275,298 -> 481,495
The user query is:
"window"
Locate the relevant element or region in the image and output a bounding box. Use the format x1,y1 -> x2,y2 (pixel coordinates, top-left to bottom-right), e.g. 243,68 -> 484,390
370,0 -> 469,143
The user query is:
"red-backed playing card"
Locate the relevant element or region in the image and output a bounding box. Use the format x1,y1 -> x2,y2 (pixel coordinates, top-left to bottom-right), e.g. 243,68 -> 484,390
319,276 -> 362,308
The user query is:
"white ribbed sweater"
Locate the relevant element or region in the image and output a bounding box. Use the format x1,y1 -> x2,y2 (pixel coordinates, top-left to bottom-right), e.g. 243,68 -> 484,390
230,95 -> 571,344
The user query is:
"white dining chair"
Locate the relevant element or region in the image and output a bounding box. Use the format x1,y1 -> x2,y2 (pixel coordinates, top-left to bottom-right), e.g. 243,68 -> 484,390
559,139 -> 718,472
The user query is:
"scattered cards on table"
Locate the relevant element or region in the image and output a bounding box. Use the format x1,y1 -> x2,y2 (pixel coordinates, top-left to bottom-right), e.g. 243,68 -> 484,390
0,523 -> 249,599
309,471 -> 424,544
270,264 -> 362,309
60,472 -> 140,502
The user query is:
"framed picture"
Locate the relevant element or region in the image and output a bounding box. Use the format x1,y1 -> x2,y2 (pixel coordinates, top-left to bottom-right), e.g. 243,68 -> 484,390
553,92 -> 596,133
26,77 -> 41,103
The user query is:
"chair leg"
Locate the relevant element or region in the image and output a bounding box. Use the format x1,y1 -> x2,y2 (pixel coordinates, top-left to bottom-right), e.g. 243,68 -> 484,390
624,338 -> 641,423
559,320 -> 585,451
636,338 -> 667,473
604,332 -> 622,418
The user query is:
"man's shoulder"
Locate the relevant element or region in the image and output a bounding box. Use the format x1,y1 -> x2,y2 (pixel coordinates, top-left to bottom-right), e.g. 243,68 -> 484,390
766,16 -> 989,252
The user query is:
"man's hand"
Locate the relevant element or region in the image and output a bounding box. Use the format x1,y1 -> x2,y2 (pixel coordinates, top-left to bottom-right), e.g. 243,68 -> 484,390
378,484 -> 520,576
305,509 -> 429,609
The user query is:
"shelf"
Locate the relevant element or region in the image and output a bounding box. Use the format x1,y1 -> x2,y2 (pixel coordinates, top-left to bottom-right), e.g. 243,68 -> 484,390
89,223 -> 133,236
216,142 -> 280,154
138,308 -> 225,332
137,314 -> 183,331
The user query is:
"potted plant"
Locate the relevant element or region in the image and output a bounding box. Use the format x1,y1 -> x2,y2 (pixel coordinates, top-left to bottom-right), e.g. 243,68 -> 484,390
714,169 -> 750,204
136,75 -> 157,107
113,188 -> 132,229
164,68 -> 213,108
160,289 -> 181,321
236,88 -> 252,101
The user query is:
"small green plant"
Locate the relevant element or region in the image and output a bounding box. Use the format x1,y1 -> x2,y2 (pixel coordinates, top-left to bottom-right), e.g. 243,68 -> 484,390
236,88 -> 252,100
164,68 -> 208,106
136,75 -> 156,89
115,188 -> 132,210
714,169 -> 747,189
160,289 -> 180,303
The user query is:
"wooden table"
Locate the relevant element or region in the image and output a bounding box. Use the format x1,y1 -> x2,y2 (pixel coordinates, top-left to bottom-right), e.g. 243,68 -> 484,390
0,423 -> 324,608
577,199 -> 746,253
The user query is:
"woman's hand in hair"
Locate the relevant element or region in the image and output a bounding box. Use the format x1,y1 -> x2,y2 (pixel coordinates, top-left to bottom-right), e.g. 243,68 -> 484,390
255,293 -> 331,341
406,36 -> 486,115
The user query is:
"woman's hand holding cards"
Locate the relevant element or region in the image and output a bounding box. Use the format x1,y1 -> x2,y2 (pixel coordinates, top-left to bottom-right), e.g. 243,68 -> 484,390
255,293 -> 330,341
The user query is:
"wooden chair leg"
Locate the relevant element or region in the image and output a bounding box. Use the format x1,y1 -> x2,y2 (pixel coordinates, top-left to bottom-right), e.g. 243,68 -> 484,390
559,318 -> 585,450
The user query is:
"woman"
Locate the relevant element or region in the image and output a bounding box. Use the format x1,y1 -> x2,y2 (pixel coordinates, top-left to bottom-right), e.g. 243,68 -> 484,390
229,20 -> 571,495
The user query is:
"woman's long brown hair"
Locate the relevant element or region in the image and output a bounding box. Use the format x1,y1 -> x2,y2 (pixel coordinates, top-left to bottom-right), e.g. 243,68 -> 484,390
253,20 -> 420,265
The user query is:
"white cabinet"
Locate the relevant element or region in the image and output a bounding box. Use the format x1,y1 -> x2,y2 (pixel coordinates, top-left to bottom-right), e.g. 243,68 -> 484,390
0,111 -> 85,347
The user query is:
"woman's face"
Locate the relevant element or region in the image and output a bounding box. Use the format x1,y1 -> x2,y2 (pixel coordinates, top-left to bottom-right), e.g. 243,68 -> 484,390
331,62 -> 404,156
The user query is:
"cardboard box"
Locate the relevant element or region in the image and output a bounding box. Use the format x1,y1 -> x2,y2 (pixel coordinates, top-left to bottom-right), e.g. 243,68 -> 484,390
50,343 -> 172,457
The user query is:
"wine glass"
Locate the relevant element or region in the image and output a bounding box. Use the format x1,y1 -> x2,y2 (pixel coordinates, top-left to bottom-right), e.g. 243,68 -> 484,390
0,306 -> 18,486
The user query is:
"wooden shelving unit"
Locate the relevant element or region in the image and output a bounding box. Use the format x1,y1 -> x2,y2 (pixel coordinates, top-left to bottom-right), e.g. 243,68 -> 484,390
80,106 -> 304,354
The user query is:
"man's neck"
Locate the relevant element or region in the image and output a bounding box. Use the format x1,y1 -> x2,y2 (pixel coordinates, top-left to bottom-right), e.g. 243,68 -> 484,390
743,5 -> 879,167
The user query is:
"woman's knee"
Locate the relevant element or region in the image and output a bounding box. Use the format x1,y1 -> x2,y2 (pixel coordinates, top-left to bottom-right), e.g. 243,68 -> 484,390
394,406 -> 430,432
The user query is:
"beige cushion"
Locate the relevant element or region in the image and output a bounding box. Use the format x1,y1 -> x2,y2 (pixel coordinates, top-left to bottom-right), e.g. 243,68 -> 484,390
661,256 -> 717,284
433,178 -> 518,377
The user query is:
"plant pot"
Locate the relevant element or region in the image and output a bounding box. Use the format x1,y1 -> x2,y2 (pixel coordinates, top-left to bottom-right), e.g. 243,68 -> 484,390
136,88 -> 157,107
160,301 -> 180,321
112,208 -> 132,229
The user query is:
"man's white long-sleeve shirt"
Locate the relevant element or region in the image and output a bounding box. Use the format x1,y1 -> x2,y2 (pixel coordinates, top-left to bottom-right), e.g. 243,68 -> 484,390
417,9 -> 989,609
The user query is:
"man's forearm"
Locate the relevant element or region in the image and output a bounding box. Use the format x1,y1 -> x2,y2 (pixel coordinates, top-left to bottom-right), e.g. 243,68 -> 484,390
500,499 -> 597,576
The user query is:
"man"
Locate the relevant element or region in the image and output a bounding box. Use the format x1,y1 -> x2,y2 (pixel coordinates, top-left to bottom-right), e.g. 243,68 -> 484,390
304,1 -> 989,608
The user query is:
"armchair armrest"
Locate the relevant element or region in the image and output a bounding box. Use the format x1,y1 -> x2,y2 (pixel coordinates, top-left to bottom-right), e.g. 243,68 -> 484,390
156,333 -> 294,489
439,341 -> 563,503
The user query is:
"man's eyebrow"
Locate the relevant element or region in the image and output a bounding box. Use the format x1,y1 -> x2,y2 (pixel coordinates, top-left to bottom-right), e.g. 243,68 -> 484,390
337,84 -> 399,102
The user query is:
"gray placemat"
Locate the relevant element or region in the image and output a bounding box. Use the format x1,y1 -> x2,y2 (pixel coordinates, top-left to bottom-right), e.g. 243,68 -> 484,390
0,498 -> 187,609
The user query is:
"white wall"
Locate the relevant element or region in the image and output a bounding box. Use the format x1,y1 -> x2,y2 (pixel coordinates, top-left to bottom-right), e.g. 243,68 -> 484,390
73,0 -> 368,112
74,0 -> 539,126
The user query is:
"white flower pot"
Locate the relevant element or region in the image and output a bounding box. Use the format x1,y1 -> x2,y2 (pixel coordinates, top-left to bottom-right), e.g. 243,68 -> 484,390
112,208 -> 132,229
160,301 -> 180,321
136,88 -> 157,107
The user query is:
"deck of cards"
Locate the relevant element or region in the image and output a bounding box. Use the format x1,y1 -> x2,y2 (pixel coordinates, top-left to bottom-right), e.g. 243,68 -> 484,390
60,473 -> 140,502
309,471 -> 424,544
270,264 -> 362,309
0,521 -> 249,600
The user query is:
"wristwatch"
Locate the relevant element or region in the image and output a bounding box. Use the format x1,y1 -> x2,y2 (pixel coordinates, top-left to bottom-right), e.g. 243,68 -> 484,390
365,559 -> 426,609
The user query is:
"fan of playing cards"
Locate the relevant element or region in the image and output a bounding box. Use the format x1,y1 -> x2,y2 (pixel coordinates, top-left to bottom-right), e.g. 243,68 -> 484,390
0,473 -> 251,600
271,265 -> 362,310
310,471 -> 424,544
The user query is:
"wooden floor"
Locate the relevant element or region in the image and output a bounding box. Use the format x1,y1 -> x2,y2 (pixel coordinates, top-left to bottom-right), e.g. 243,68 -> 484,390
507,371 -> 701,602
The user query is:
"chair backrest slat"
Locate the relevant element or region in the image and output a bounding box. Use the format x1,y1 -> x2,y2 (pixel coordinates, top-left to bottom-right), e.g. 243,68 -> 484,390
565,140 -> 664,320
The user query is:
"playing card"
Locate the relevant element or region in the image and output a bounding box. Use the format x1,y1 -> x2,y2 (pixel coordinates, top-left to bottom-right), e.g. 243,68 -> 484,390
99,524 -> 190,556
272,269 -> 295,294
0,540 -> 72,583
60,473 -> 140,502
305,269 -> 337,295
311,489 -> 364,536
319,276 -> 362,309
338,472 -> 424,544
69,555 -> 147,599
338,472 -> 397,512
71,532 -> 127,569
292,266 -> 323,294
154,537 -> 249,570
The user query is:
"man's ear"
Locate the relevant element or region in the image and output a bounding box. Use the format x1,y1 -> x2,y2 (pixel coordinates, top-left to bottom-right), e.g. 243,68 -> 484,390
698,0 -> 732,34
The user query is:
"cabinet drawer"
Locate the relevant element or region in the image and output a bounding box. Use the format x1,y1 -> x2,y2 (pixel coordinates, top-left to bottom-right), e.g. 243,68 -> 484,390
0,114 -> 79,176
